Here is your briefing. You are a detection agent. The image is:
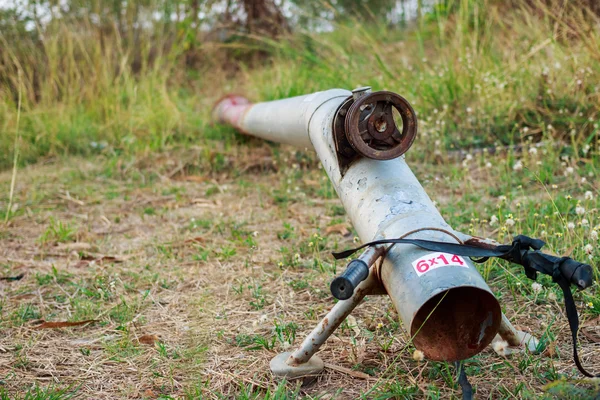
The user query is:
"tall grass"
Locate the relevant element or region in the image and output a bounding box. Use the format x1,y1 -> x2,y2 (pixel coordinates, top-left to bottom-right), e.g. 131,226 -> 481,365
0,0 -> 599,170
0,14 -> 198,167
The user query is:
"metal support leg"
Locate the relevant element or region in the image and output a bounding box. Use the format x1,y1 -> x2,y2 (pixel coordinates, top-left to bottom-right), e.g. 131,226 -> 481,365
492,313 -> 539,355
270,266 -> 378,378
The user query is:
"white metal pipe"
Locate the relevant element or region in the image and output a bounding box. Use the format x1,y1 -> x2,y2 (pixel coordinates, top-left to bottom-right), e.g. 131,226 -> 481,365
214,90 -> 350,149
215,89 -> 502,362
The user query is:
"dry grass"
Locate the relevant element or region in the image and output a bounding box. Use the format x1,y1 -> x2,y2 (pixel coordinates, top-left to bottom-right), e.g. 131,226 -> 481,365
0,143 -> 599,399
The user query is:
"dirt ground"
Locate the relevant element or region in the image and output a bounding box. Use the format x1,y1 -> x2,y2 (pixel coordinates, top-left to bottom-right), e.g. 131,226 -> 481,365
1,146 -> 599,399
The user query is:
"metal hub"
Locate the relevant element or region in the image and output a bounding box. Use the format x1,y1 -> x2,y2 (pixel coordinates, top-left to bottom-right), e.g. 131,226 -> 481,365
344,91 -> 418,160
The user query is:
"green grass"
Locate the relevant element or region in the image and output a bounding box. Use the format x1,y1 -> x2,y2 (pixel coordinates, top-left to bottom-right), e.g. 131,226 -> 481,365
38,219 -> 76,245
0,385 -> 79,400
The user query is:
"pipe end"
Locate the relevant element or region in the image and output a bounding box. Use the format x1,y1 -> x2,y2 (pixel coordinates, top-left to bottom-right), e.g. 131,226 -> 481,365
410,287 -> 501,362
212,94 -> 251,125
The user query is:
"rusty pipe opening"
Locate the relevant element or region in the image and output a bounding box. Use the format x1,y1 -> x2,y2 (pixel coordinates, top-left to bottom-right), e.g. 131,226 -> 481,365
410,287 -> 501,361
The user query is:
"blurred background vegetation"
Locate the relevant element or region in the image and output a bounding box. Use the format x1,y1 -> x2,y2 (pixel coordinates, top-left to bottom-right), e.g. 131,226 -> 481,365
1,0 -> 599,170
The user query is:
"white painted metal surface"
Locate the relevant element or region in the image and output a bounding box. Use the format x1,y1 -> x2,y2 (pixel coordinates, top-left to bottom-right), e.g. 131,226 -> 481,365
214,89 -> 533,367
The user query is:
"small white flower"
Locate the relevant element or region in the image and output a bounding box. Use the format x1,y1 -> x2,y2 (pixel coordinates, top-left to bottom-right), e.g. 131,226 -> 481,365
565,167 -> 574,175
490,215 -> 499,227
567,222 -> 575,230
492,340 -> 509,356
529,147 -> 538,155
486,162 -> 492,168
513,161 -> 523,171
591,230 -> 598,240
548,292 -> 557,301
584,244 -> 593,254
576,205 -> 585,215
412,349 -> 425,362
582,219 -> 589,226
505,218 -> 515,227
532,282 -> 543,294
466,107 -> 473,113
585,191 -> 594,200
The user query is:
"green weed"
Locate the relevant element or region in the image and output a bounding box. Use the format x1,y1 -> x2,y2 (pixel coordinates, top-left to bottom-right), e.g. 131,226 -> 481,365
38,218 -> 76,244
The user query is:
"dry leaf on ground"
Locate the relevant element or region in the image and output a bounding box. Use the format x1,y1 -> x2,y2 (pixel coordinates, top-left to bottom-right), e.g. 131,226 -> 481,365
325,223 -> 350,236
138,334 -> 159,345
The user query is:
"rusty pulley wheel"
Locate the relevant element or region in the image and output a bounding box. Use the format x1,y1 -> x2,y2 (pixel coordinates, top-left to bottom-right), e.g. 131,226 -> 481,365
344,91 -> 418,160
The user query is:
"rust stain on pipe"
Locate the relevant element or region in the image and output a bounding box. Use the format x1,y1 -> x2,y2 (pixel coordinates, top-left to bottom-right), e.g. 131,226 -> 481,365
464,236 -> 501,250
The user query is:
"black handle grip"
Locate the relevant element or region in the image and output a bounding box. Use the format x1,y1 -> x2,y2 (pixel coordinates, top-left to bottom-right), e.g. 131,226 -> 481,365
330,259 -> 369,300
563,259 -> 594,290
522,250 -> 594,290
